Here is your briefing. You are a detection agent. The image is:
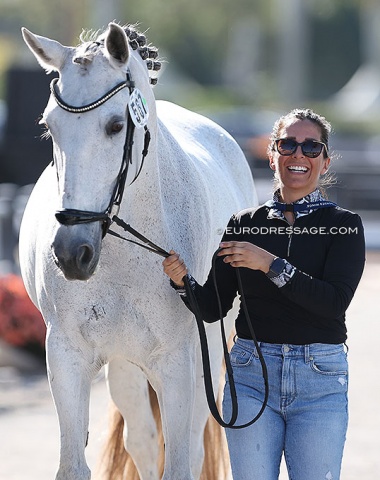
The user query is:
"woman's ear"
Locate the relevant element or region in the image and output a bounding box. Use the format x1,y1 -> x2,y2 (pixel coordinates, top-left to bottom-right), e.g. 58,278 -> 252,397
268,152 -> 276,171
321,156 -> 331,175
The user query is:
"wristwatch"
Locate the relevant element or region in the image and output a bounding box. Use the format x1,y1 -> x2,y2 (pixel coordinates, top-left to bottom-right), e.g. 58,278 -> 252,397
266,257 -> 286,279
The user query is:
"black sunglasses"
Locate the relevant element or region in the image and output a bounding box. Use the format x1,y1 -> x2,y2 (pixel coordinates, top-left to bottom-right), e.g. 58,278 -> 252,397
274,138 -> 327,158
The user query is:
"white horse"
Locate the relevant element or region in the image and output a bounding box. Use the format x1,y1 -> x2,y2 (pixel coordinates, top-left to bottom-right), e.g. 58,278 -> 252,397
19,22 -> 257,480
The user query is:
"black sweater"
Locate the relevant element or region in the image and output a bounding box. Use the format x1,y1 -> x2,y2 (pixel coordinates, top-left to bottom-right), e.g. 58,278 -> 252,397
183,204 -> 365,345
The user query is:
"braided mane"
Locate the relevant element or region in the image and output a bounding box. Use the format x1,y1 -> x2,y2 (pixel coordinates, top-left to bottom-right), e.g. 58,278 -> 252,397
77,24 -> 162,85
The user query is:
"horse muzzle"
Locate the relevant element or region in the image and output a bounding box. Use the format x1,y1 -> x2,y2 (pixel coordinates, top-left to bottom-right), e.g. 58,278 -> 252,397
53,210 -> 106,280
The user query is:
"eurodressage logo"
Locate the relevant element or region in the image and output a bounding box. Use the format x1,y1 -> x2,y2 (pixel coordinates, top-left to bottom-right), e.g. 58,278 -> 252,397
225,226 -> 359,235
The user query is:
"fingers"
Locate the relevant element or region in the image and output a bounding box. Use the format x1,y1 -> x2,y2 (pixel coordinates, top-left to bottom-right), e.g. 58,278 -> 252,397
217,241 -> 246,256
162,250 -> 187,287
216,242 -> 243,267
218,241 -> 263,269
218,242 -> 275,272
217,242 -> 249,263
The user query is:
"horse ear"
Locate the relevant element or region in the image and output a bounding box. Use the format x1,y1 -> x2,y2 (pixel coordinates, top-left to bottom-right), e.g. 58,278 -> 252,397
21,27 -> 69,73
104,23 -> 130,67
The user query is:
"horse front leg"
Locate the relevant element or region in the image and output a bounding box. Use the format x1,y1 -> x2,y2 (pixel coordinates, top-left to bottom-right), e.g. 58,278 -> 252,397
150,347 -> 196,480
46,329 -> 99,480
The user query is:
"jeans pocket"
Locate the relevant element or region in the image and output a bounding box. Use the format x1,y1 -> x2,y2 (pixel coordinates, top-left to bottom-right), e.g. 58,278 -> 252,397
230,343 -> 255,367
310,351 -> 348,376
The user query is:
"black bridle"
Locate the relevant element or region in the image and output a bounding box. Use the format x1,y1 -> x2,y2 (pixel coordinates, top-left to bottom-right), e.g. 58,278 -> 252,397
49,72 -> 268,429
51,72 -> 151,235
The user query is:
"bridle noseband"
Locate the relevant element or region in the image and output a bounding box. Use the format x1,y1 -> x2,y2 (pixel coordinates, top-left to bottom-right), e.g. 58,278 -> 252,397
51,71 -> 151,235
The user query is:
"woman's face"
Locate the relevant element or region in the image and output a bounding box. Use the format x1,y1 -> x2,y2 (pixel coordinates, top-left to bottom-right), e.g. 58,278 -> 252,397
269,118 -> 330,200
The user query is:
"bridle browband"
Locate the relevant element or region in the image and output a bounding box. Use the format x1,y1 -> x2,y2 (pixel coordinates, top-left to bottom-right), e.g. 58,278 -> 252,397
52,71 -> 151,235
50,77 -> 133,113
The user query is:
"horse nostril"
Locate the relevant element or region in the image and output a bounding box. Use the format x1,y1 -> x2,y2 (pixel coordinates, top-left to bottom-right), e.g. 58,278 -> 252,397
77,244 -> 94,267
51,225 -> 102,281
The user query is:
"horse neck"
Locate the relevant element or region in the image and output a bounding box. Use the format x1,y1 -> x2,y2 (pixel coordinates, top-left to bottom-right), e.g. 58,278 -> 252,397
119,118 -> 166,230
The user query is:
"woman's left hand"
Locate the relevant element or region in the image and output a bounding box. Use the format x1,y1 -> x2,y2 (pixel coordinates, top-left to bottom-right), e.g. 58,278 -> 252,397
217,241 -> 276,273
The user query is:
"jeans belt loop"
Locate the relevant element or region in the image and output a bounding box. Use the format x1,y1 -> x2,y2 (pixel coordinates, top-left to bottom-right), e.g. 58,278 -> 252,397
305,344 -> 310,363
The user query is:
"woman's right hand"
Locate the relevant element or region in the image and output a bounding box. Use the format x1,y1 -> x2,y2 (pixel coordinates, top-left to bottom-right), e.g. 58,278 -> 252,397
162,250 -> 188,287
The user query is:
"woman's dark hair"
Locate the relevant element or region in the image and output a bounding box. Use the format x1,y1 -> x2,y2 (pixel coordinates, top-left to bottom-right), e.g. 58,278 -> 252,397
267,108 -> 331,158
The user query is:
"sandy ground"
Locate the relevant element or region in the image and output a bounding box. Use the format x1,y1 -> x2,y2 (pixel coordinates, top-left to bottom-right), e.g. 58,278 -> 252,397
0,250 -> 379,480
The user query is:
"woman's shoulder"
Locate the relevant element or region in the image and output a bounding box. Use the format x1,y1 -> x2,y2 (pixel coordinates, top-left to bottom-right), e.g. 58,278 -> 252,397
324,204 -> 363,227
231,204 -> 267,223
330,204 -> 362,219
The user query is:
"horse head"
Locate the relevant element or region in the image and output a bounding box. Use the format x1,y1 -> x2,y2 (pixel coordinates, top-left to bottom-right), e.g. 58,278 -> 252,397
22,23 -> 159,281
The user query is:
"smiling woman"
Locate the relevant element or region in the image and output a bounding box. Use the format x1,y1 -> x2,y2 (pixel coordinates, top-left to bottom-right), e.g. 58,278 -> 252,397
267,108 -> 335,209
163,108 -> 366,480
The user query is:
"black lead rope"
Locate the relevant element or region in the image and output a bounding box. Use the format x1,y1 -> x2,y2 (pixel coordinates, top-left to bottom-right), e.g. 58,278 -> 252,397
108,217 -> 269,429
108,216 -> 169,258
209,251 -> 269,428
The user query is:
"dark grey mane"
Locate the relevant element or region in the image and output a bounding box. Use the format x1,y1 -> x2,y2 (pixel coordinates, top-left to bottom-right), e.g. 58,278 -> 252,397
77,24 -> 161,85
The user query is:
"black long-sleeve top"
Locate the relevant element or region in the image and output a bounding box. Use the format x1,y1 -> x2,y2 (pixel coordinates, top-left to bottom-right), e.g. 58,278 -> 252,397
180,196 -> 365,345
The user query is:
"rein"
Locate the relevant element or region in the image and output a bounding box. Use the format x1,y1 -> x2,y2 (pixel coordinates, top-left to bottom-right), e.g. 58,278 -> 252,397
48,71 -> 268,428
107,215 -> 269,429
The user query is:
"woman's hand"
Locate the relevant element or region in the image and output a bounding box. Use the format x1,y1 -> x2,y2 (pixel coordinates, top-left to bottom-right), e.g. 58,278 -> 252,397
218,241 -> 275,273
162,250 -> 188,287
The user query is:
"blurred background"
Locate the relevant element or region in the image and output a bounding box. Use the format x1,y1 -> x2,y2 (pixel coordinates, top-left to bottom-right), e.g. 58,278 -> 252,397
0,2 -> 380,479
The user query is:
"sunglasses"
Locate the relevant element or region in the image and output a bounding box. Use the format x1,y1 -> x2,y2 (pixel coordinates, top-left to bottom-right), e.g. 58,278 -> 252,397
274,138 -> 327,158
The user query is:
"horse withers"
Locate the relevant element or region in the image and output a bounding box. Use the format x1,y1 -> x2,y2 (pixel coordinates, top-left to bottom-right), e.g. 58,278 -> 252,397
19,22 -> 256,480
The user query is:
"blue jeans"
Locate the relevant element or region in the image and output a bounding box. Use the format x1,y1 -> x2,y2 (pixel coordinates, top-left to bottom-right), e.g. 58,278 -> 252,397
222,339 -> 348,480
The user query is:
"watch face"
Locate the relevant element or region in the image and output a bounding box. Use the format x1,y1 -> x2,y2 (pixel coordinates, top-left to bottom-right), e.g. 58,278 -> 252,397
268,258 -> 285,278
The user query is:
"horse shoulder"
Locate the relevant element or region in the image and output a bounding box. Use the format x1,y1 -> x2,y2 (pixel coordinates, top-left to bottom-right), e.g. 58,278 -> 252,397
19,165 -> 58,306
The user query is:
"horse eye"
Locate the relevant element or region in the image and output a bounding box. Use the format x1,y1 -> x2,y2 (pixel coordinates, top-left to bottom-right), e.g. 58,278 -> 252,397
110,121 -> 124,134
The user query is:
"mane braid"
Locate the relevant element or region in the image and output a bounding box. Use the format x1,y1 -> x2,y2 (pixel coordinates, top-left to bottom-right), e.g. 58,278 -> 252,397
77,24 -> 162,85
123,23 -> 162,85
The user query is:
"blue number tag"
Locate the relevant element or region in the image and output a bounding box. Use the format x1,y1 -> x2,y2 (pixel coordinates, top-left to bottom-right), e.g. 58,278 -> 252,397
128,88 -> 149,128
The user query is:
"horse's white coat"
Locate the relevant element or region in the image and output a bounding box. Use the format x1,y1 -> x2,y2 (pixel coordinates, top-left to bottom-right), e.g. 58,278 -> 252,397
19,23 -> 257,480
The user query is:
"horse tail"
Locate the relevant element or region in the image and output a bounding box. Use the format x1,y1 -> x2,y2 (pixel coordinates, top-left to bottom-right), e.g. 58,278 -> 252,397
200,407 -> 230,479
97,385 -> 164,480
98,385 -> 229,479
97,403 -> 136,480
148,383 -> 165,477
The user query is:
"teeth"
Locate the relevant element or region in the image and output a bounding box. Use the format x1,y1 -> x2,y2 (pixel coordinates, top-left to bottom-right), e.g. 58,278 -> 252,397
288,166 -> 308,172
